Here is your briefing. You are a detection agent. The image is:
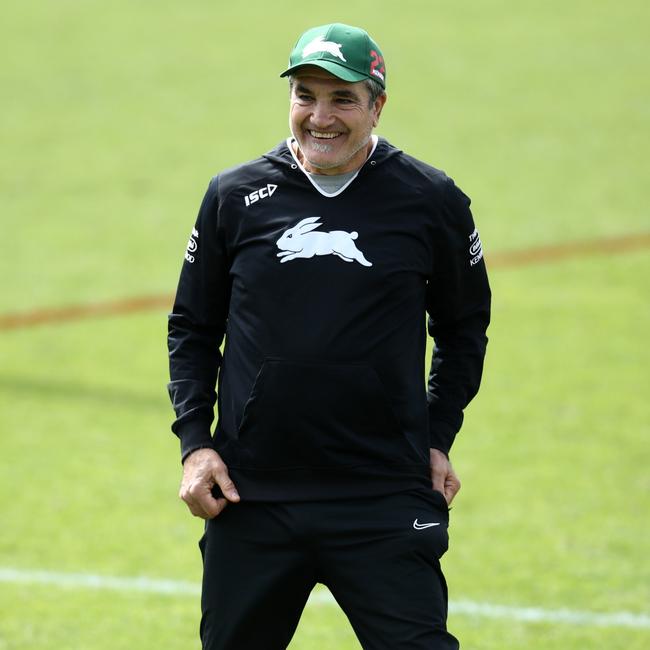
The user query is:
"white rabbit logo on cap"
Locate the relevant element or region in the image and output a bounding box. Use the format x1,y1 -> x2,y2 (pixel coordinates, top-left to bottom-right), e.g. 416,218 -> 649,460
301,35 -> 347,62
276,217 -> 372,267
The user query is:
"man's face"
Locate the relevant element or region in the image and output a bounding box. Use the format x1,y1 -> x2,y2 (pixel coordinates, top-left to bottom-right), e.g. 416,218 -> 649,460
289,67 -> 386,176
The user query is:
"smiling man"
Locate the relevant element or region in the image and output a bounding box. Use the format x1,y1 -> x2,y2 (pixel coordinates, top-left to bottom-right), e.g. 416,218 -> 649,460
168,23 -> 491,650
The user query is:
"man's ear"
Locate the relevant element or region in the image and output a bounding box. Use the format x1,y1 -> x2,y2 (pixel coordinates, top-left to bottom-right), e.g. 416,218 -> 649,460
372,93 -> 387,127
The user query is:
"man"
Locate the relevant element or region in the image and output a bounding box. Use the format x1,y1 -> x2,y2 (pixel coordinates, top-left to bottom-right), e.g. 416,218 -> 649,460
168,23 -> 490,650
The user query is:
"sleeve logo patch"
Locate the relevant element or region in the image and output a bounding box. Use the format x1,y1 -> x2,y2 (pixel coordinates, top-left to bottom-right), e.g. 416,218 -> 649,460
469,229 -> 483,266
185,227 -> 198,263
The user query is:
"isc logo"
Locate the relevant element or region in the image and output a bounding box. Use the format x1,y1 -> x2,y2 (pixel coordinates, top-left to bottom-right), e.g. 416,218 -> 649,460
244,183 -> 277,207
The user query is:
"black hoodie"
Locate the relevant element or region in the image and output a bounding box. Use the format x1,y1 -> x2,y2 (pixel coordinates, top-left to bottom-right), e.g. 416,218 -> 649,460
167,137 -> 491,501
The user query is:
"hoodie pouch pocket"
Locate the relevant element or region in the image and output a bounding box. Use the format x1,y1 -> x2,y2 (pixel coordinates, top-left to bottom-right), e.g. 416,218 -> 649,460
236,358 -> 419,470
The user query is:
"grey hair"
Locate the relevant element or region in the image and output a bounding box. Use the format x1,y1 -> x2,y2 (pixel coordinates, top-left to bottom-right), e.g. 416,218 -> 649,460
288,75 -> 386,108
363,78 -> 386,106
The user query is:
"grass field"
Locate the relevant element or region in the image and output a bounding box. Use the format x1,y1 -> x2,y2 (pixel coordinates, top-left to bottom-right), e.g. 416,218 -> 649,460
1,1 -> 649,648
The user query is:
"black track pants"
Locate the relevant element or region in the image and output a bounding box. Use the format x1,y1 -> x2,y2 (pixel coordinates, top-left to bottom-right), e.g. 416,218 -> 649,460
199,489 -> 459,650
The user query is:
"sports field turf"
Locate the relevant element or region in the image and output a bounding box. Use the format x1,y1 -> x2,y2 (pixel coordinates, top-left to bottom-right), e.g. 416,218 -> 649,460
1,1 -> 648,648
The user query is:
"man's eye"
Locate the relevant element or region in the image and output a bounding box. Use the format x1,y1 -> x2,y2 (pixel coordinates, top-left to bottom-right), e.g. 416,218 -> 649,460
298,94 -> 313,101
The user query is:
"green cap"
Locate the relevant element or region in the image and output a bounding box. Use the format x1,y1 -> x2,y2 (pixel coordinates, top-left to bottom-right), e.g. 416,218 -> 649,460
280,23 -> 386,88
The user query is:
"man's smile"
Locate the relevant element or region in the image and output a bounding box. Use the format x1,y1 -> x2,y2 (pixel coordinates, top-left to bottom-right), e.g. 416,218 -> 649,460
307,130 -> 343,139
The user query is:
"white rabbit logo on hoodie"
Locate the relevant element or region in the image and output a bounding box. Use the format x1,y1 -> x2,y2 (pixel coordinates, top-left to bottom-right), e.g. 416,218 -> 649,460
276,217 -> 372,267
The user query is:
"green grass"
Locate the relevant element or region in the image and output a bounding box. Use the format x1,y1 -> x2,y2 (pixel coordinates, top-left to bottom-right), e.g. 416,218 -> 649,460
1,1 -> 649,648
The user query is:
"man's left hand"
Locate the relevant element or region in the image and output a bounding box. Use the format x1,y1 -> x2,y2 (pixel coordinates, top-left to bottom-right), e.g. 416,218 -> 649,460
429,448 -> 461,505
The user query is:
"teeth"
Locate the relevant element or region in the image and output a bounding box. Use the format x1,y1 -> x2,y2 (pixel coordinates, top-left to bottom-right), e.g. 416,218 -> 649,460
309,131 -> 341,139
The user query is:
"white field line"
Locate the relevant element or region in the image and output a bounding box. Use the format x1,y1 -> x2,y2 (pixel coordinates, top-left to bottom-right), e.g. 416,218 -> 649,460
1,567 -> 649,630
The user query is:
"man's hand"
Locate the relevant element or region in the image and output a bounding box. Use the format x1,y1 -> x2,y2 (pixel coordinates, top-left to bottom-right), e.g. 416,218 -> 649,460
179,448 -> 240,519
429,448 -> 461,505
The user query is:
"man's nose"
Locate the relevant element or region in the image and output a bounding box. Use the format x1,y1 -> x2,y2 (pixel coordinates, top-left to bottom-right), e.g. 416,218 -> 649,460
310,102 -> 335,128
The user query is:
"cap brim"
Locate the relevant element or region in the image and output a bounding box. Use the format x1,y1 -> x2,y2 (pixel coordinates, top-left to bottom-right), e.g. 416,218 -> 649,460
280,60 -> 368,83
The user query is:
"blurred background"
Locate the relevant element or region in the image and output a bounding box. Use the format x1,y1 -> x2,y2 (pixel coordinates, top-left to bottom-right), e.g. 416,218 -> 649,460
1,1 -> 648,648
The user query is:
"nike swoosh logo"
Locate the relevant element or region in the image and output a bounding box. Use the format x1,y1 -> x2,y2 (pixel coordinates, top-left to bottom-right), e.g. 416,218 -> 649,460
413,519 -> 441,530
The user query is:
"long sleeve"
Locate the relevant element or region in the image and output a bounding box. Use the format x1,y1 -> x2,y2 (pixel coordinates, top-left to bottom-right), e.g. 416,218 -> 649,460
426,178 -> 491,455
167,177 -> 231,461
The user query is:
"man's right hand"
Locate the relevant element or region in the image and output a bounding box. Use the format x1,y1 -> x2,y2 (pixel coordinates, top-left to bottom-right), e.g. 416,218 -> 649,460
179,448 -> 240,519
